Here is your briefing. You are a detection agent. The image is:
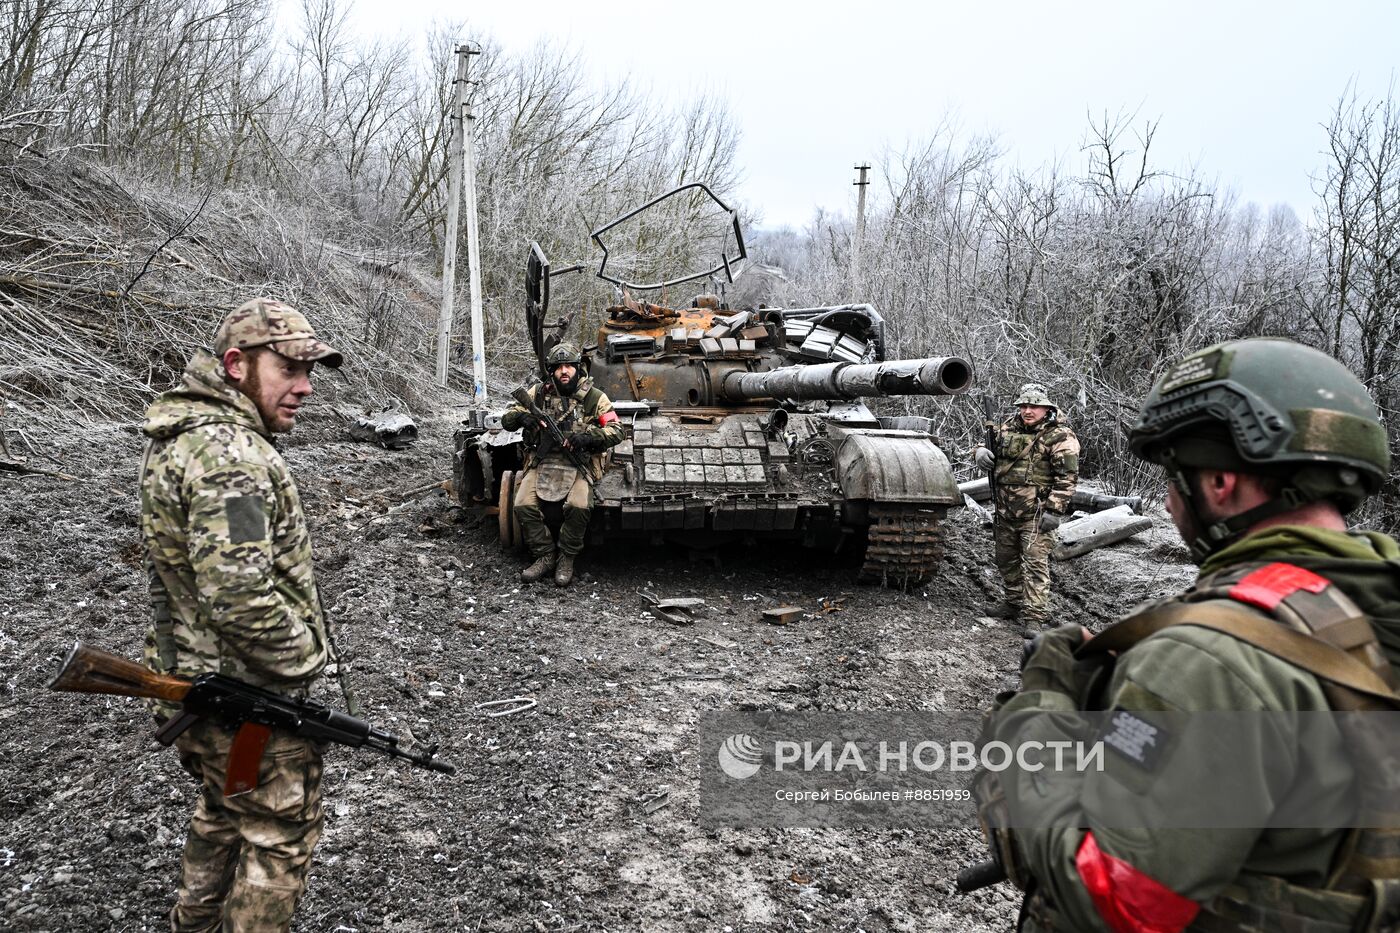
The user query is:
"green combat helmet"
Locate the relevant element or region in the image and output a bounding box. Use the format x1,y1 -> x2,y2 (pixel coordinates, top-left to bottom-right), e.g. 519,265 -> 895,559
1128,337 -> 1390,559
1014,383 -> 1055,409
545,342 -> 582,369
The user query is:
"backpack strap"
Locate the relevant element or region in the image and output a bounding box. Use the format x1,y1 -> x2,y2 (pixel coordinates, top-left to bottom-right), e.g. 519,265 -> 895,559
1079,562 -> 1400,707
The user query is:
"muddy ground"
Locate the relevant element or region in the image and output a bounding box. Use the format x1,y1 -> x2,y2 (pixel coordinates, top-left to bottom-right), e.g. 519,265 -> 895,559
0,410 -> 1196,932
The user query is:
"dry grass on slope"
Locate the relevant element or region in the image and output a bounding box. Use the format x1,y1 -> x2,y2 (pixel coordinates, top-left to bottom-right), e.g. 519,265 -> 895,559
0,152 -> 452,424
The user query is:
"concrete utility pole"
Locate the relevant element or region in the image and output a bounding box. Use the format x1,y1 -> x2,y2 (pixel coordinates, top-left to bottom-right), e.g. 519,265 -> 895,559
852,162 -> 870,282
436,44 -> 486,405
461,46 -> 487,406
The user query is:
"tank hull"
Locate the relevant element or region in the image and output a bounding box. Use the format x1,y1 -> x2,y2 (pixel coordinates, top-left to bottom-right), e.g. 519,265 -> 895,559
454,401 -> 962,584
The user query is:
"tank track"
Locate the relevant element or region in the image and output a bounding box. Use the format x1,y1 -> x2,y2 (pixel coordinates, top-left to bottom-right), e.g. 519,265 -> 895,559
859,503 -> 946,586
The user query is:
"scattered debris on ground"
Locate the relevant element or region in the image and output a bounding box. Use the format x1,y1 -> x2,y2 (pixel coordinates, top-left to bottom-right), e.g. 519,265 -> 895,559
348,404 -> 420,450
761,606 -> 806,626
1054,505 -> 1156,560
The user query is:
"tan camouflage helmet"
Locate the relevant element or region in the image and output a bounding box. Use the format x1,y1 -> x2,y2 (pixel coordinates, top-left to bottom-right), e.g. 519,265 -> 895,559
214,298 -> 343,368
1014,383 -> 1055,409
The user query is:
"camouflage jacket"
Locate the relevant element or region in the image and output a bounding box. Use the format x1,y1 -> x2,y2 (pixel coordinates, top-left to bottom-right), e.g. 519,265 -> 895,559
988,415 -> 1079,520
140,351 -> 328,696
993,526 -> 1400,932
500,376 -> 622,471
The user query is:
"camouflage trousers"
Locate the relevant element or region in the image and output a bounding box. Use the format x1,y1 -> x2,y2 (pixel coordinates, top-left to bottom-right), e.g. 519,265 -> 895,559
514,467 -> 593,558
170,720 -> 324,933
993,515 -> 1053,622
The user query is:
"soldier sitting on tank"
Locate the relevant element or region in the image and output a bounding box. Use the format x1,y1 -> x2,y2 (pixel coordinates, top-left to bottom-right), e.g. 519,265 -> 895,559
972,383 -> 1080,633
500,343 -> 623,587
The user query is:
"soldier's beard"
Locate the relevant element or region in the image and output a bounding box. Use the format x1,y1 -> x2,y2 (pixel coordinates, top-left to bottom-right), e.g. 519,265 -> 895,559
553,372 -> 579,396
236,351 -> 296,433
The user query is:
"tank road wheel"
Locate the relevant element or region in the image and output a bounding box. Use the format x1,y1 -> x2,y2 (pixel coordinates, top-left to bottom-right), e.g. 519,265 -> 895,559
858,503 -> 946,587
497,470 -> 516,546
510,491 -> 524,551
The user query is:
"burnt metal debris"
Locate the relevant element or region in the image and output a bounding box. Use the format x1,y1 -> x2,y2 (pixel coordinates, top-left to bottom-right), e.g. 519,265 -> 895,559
453,184 -> 974,585
349,405 -> 419,449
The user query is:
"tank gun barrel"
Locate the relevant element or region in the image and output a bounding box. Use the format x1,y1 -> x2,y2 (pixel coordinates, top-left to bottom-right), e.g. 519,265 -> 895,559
720,357 -> 972,402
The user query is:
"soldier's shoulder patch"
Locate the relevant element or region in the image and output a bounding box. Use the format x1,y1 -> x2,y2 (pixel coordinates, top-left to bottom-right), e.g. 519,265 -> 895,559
226,496 -> 268,543
1098,707 -> 1172,772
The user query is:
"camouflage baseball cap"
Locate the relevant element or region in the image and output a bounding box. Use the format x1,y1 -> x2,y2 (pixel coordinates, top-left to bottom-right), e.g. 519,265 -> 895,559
214,298 -> 343,368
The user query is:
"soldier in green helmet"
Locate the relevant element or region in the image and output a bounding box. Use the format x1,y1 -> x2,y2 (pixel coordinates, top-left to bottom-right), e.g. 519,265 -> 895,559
501,342 -> 623,586
140,298 -> 342,931
973,383 -> 1081,633
976,338 -> 1400,932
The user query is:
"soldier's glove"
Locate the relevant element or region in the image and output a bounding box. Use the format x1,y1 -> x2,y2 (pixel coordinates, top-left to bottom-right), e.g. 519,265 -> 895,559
974,447 -> 996,472
1038,511 -> 1063,533
568,431 -> 604,453
1019,624 -> 1091,696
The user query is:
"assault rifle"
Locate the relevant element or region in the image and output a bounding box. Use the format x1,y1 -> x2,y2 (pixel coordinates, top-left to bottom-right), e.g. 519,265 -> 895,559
510,385 -> 596,490
49,642 -> 454,795
979,396 -> 1000,504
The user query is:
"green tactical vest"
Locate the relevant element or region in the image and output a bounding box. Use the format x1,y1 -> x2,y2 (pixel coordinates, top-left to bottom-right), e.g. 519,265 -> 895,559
994,420 -> 1062,488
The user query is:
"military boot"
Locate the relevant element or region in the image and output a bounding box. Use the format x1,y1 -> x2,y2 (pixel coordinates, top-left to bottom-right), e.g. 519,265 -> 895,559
989,601 -> 1022,621
1020,613 -> 1050,638
554,553 -> 576,588
521,551 -> 556,583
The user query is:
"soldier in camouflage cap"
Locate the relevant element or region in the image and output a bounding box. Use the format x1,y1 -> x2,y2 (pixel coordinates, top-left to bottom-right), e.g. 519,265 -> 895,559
501,342 -> 622,587
977,339 -> 1400,932
972,383 -> 1080,633
140,297 -> 341,931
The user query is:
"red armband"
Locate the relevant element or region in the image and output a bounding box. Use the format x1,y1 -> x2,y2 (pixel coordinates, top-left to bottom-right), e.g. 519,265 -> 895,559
1075,832 -> 1199,933
598,410 -> 619,427
1229,562 -> 1329,611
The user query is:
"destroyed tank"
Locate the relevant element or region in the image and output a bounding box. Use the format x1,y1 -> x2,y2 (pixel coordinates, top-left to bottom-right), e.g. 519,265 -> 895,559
452,183 -> 973,583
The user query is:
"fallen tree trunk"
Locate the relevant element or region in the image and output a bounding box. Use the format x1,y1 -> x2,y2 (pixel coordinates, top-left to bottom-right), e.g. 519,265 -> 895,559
1053,505 -> 1154,561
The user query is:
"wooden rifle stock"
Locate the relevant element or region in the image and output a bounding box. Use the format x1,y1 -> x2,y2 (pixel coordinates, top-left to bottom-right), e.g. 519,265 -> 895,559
48,640 -> 191,703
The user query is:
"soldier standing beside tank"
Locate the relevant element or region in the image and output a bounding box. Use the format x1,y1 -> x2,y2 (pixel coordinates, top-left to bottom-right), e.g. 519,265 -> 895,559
972,384 -> 1080,633
140,298 -> 341,931
501,343 -> 622,587
974,338 -> 1400,931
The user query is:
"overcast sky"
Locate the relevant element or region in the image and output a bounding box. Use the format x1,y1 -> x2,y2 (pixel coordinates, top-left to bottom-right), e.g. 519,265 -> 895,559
341,0 -> 1399,229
